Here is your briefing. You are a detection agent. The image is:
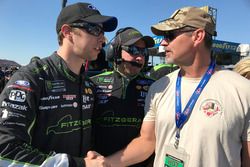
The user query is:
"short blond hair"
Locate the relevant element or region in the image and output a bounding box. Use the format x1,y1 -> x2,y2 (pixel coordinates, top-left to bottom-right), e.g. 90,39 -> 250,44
233,57 -> 250,79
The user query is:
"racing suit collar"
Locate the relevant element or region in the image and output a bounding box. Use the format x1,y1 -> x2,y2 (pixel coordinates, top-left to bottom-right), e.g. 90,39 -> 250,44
114,69 -> 138,81
53,53 -> 86,83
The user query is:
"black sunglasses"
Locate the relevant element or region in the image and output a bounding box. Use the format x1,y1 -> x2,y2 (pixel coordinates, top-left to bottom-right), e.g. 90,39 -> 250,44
70,22 -> 104,37
163,29 -> 195,43
121,45 -> 149,57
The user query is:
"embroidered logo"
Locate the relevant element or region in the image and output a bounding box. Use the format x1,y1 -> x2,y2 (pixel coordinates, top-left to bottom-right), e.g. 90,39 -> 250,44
200,99 -> 222,117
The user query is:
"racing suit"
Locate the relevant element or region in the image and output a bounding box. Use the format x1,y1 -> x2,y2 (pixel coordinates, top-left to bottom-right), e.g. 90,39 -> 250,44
91,70 -> 155,166
149,63 -> 179,80
0,53 -> 95,167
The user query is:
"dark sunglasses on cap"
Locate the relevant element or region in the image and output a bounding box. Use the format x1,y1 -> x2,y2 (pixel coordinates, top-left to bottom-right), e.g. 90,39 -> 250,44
121,45 -> 149,57
163,29 -> 195,43
70,22 -> 104,37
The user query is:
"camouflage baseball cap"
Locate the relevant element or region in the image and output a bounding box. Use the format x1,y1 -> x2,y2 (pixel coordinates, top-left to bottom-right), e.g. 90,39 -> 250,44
151,7 -> 216,36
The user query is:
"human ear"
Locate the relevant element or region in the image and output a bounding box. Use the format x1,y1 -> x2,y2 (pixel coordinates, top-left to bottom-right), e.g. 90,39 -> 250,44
192,29 -> 205,46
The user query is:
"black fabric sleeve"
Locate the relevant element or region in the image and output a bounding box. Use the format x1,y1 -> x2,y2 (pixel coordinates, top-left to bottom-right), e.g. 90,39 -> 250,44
68,155 -> 86,167
0,70 -> 69,166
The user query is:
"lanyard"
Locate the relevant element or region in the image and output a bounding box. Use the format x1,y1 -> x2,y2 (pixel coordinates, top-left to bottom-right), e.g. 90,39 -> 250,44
174,60 -> 216,148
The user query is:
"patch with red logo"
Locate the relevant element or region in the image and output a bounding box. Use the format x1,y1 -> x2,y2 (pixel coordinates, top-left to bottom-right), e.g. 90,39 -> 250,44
200,99 -> 222,117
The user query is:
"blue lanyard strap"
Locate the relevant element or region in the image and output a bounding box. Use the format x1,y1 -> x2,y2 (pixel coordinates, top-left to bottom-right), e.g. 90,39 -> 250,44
174,59 -> 216,147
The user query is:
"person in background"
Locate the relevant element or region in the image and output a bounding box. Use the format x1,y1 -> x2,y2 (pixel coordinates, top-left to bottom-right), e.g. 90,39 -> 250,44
89,6 -> 250,167
0,67 -> 5,94
90,27 -> 155,167
233,57 -> 250,80
87,47 -> 110,77
0,2 -> 117,167
148,63 -> 179,80
29,56 -> 41,64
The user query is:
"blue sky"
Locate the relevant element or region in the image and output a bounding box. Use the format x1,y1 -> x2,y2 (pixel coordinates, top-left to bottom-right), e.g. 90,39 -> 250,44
0,0 -> 250,65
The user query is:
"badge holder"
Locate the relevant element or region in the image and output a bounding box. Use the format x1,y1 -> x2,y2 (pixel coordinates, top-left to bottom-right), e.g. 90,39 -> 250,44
164,144 -> 189,167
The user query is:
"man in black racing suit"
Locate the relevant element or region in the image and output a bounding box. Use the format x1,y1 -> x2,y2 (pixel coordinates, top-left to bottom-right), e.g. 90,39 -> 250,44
91,27 -> 155,166
0,2 -> 117,167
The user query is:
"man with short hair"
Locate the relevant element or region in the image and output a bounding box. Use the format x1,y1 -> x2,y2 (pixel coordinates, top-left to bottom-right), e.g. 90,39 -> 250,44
0,2 -> 117,166
91,27 -> 155,166
90,6 -> 250,167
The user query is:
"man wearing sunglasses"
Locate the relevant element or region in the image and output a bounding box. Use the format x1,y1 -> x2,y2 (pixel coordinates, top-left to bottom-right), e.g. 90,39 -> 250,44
90,6 -> 250,167
90,27 -> 155,166
0,2 -> 117,167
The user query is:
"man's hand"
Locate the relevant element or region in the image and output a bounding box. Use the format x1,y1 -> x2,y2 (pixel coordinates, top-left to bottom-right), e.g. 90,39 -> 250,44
84,151 -> 111,167
86,151 -> 103,159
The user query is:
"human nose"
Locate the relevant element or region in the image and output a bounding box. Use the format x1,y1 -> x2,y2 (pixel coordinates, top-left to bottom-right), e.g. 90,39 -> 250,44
135,54 -> 145,62
161,38 -> 170,45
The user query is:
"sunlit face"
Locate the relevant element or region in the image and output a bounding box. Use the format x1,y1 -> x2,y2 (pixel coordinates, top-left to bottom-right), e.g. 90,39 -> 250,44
71,24 -> 105,61
119,39 -> 146,76
161,29 -> 195,65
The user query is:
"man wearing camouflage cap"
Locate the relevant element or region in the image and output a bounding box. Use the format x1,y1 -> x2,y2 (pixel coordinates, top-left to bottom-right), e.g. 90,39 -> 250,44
90,6 -> 250,167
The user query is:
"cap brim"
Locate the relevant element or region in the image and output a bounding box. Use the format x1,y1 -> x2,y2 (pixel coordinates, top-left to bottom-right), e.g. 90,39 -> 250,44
123,36 -> 155,48
82,15 -> 118,32
151,19 -> 186,35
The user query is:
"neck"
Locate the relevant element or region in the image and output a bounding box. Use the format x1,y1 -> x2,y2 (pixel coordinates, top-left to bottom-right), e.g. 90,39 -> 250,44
180,58 -> 212,78
179,48 -> 214,78
57,47 -> 85,75
180,66 -> 207,78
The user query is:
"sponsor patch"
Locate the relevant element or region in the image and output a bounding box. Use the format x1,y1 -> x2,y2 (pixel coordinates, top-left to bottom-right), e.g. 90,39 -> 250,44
96,89 -> 112,93
84,88 -> 93,94
46,115 -> 91,135
1,109 -> 9,119
136,85 -> 142,90
140,91 -> 147,98
97,95 -> 108,100
63,94 -> 77,101
143,85 -> 149,91
46,80 -> 66,93
97,85 -> 107,89
40,95 -> 60,101
60,102 -> 78,108
1,101 -> 28,111
39,105 -> 58,110
9,90 -> 26,102
97,77 -> 113,83
85,81 -> 91,87
1,109 -> 26,119
82,104 -> 91,110
136,79 -> 152,85
14,80 -> 30,87
108,85 -> 113,89
82,95 -> 90,103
